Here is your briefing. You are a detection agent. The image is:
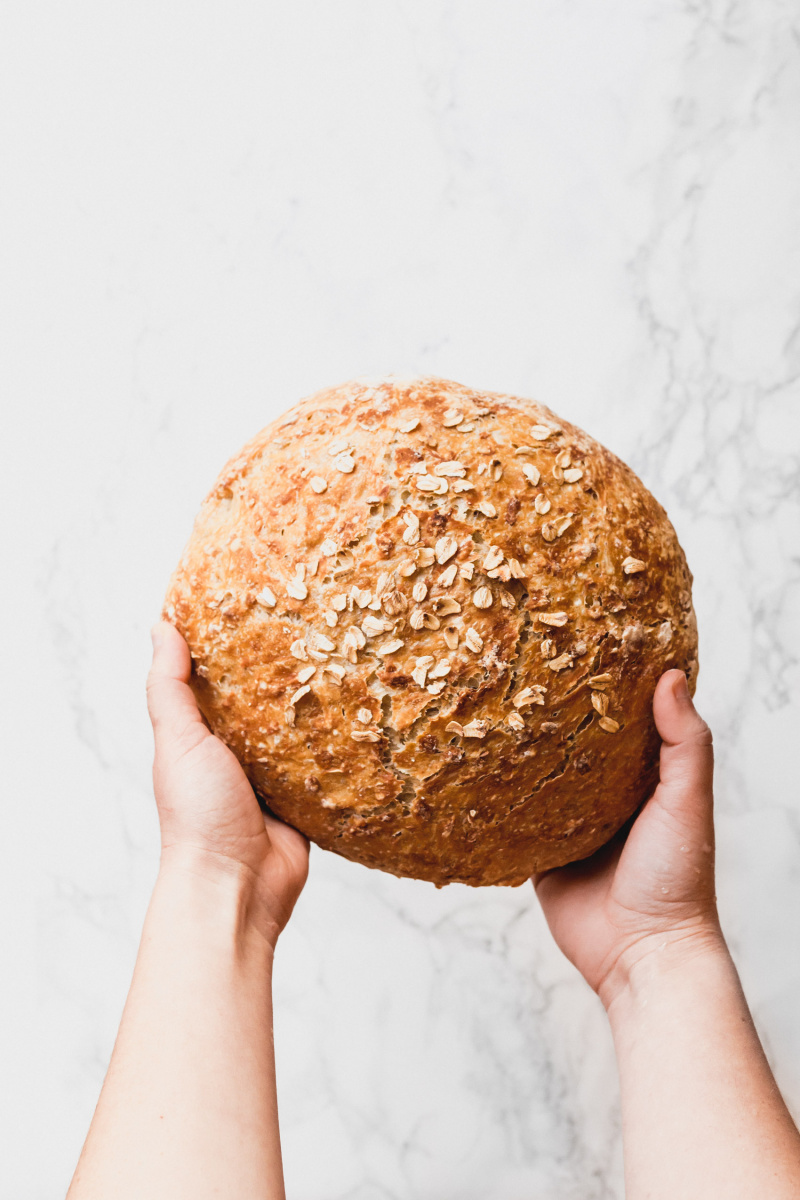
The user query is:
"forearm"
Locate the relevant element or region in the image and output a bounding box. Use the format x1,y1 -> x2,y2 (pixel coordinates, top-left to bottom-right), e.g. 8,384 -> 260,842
607,937 -> 800,1200
68,856 -> 285,1200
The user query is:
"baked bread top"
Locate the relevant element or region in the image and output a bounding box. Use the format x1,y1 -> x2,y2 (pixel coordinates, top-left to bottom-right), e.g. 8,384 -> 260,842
164,376 -> 698,886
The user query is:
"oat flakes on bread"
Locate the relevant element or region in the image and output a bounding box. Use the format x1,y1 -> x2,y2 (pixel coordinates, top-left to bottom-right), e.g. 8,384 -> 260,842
163,376 -> 698,887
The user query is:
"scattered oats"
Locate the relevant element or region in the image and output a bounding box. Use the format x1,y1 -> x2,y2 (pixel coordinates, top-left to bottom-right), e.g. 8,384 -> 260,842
472,586 -> 493,609
297,666 -> 316,684
397,416 -> 420,433
534,493 -> 551,515
403,523 -> 420,546
514,446 -> 538,458
482,546 -> 504,571
324,610 -> 338,627
459,561 -> 475,580
450,479 -> 474,492
410,609 -> 426,630
465,628 -> 483,653
508,558 -> 526,579
588,673 -> 612,689
285,706 -> 296,727
323,664 -> 345,683
349,626 -> 368,649
427,680 -> 447,695
332,593 -> 347,612
412,581 -> 428,603
351,586 -> 372,609
411,663 -> 429,687
622,556 -> 646,574
310,476 -> 328,493
591,691 -> 609,716
429,659 -> 451,680
462,719 -> 488,738
563,468 -> 583,483
530,424 -> 552,440
417,474 -> 448,494
333,453 -> 356,474
290,639 -> 308,661
493,463 -> 503,481
548,653 -> 574,671
538,611 -> 569,627
308,557 -> 319,577
442,408 -> 464,427
490,431 -> 508,446
294,563 -> 307,581
399,560 -> 417,577
522,463 -> 541,486
352,729 -> 382,742
507,712 -> 525,731
573,641 -> 588,656
417,547 -> 435,567
499,589 -> 516,609
433,597 -> 461,615
542,513 -> 574,542
327,438 -> 350,457
445,721 -> 464,735
477,462 -> 489,475
434,460 -> 467,477
556,450 -> 572,469
408,461 -> 428,475
308,632 -> 335,652
416,655 -> 435,668
289,684 -> 311,707
382,589 -> 408,616
599,716 -> 620,733
456,422 -> 475,432
321,537 -> 338,556
435,535 -> 459,564
438,563 -> 458,588
362,615 -> 392,636
476,500 -> 497,518
255,586 -> 277,608
444,625 -> 459,650
378,638 -> 405,655
540,638 -> 555,658
422,612 -> 441,630
356,708 -> 373,724
287,579 -> 308,601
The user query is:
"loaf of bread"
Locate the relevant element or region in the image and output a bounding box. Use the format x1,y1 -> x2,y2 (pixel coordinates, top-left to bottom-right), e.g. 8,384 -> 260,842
164,377 -> 698,886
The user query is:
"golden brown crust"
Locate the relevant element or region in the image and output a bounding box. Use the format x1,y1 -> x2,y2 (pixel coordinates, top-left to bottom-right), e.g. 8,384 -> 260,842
164,377 -> 698,887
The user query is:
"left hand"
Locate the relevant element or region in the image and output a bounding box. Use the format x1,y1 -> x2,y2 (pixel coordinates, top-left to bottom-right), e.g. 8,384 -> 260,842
146,620 -> 309,947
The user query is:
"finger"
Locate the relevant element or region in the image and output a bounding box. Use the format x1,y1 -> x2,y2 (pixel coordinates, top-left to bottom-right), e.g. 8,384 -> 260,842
651,669 -> 714,822
146,621 -> 207,748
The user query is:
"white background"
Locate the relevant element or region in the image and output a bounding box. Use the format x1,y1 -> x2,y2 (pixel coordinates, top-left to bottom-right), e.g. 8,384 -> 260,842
2,2 -> 799,1197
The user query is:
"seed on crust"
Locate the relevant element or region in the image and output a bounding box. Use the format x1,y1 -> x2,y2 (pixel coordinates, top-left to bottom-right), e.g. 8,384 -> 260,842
513,686 -> 546,708
310,476 -> 328,493
442,408 -> 464,427
324,610 -> 338,626
333,453 -> 356,473
410,609 -> 425,630
622,556 -> 646,574
482,546 -> 504,571
411,663 -> 429,687
428,659 -> 451,679
378,638 -> 405,655
451,479 -> 474,492
538,611 -> 569,627
506,712 -> 525,731
403,524 -> 420,546
412,581 -> 428,603
588,673 -> 612,688
433,461 -> 467,477
356,707 -> 373,724
399,560 -> 417,577
362,615 -> 392,636
499,590 -> 516,609
297,666 -> 316,684
290,638 -> 308,661
436,563 -> 456,588
323,663 -> 345,683
591,691 -> 609,716
351,586 -> 371,609
507,558 -> 526,579
548,652 -> 574,671
417,475 -> 448,494
287,579 -> 308,601
417,548 -> 435,567
443,624 -> 459,650
563,468 -> 583,483
445,721 -> 464,735
462,719 -> 488,738
285,706 -> 296,727
487,563 -> 511,582
534,493 -> 551,515
331,593 -> 347,612
427,680 -> 446,695
327,438 -> 350,456
434,597 -> 461,616
347,626 -> 368,649
542,513 -> 574,542
397,416 -> 420,433
472,586 -> 493,609
599,716 -> 620,733
556,450 -> 572,469
465,627 -> 483,652
308,631 -> 335,653
321,537 -> 338,556
408,461 -> 428,475
255,586 -> 277,608
540,638 -> 555,658
476,500 -> 497,518
435,535 -> 459,564
382,590 -> 408,616
522,463 -> 541,486
456,421 -> 475,432
351,729 -> 382,742
459,562 -> 475,580
530,424 -> 552,440
289,684 -> 311,707
422,612 -> 441,630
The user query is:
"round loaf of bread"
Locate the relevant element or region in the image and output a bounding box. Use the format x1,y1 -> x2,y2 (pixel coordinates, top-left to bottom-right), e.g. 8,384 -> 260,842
164,376 -> 698,887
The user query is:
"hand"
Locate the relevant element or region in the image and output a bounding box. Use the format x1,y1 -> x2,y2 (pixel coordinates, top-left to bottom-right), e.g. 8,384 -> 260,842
146,620 -> 309,947
534,670 -> 724,1008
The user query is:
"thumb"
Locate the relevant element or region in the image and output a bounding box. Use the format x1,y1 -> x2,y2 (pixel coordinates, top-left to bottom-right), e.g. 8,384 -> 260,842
652,669 -> 714,829
146,620 -> 207,752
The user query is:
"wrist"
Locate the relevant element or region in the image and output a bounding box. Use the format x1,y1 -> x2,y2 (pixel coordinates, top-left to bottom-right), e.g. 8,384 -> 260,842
600,918 -> 731,1018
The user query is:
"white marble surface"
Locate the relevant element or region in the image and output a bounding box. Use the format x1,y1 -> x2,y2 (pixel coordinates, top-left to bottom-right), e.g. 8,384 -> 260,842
2,2 -> 800,1196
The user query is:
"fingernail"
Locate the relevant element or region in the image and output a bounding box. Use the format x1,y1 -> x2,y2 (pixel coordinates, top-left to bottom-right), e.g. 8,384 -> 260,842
673,671 -> 690,702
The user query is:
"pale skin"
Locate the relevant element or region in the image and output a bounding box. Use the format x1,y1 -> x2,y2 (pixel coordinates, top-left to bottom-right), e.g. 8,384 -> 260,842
67,622 -> 800,1199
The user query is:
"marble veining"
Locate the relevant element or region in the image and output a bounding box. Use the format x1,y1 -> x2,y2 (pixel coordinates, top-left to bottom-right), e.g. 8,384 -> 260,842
2,2 -> 799,1197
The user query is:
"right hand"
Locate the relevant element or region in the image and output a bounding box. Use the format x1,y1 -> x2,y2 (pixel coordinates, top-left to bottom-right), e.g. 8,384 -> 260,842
534,670 -> 725,1008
